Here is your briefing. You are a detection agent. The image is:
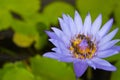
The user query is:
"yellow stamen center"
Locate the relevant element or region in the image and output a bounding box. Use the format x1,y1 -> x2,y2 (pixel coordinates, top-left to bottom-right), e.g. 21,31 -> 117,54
69,34 -> 96,59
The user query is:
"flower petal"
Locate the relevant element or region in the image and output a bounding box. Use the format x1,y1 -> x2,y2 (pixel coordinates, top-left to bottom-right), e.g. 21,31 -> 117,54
45,31 -> 59,40
43,52 -> 61,60
49,39 -> 70,55
60,57 -> 78,62
73,61 -> 88,77
58,17 -> 71,39
96,49 -> 119,58
98,19 -> 113,38
91,14 -> 102,35
49,39 -> 64,48
86,59 -> 96,69
98,28 -> 118,46
52,47 -> 71,56
67,15 -> 77,36
84,13 -> 91,35
112,46 -> 120,52
91,58 -> 116,71
62,14 -> 69,24
51,27 -> 63,38
43,52 -> 74,62
52,48 -> 61,53
51,27 -> 70,45
98,39 -> 120,51
74,11 -> 83,34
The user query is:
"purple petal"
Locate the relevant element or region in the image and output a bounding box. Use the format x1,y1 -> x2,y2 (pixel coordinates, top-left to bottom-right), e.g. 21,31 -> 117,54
49,39 -> 64,48
62,14 -> 69,24
52,48 -> 61,53
91,58 -> 116,71
43,52 -> 61,60
67,15 -> 77,36
98,39 -> 120,51
49,39 -> 70,55
84,13 -> 91,35
86,59 -> 96,69
51,27 -> 63,38
58,17 -> 71,39
73,61 -> 88,78
74,11 -> 83,34
51,27 -> 70,45
45,31 -> 58,39
112,46 -> 120,52
43,52 -> 73,62
96,49 -> 119,58
91,14 -> 102,35
52,47 -> 71,56
60,57 -> 78,62
98,19 -> 113,38
98,28 -> 118,46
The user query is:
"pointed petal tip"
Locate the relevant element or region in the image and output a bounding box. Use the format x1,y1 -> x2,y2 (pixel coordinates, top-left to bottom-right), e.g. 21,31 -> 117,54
98,14 -> 102,19
75,10 -> 79,15
51,27 -> 55,30
85,12 -> 91,19
58,18 -> 63,23
45,30 -> 48,34
43,52 -> 50,57
99,14 -> 102,17
115,28 -> 119,31
75,10 -> 78,13
83,12 -> 91,35
112,66 -> 117,71
110,18 -> 114,23
74,10 -> 82,19
113,46 -> 120,52
45,31 -> 51,36
74,61 -> 88,78
103,18 -> 114,28
43,52 -> 60,60
45,30 -> 52,34
75,11 -> 79,17
51,27 -> 59,32
62,13 -> 66,16
62,13 -> 67,18
58,17 -> 61,21
43,52 -> 55,57
87,12 -> 91,16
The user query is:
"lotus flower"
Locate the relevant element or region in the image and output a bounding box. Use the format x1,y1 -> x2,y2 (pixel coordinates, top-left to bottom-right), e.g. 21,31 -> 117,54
43,11 -> 120,78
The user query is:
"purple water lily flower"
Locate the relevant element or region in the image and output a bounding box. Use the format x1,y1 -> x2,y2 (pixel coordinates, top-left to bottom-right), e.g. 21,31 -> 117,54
43,11 -> 120,78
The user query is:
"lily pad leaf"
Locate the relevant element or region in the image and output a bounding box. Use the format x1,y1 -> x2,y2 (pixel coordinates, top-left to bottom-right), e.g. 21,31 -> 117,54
13,32 -> 34,48
2,67 -> 34,80
30,55 -> 76,80
111,60 -> 120,80
43,1 -> 75,25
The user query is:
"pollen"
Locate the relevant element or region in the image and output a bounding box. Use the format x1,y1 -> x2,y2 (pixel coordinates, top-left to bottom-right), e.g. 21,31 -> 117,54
69,34 -> 96,59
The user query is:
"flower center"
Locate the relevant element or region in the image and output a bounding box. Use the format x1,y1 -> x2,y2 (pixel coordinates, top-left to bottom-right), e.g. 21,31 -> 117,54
69,34 -> 96,59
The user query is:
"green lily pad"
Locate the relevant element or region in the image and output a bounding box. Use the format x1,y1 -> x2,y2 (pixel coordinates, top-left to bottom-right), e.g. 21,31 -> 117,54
0,0 -> 40,30
2,67 -> 34,80
111,60 -> 120,80
43,1 -> 75,25
30,55 -> 76,80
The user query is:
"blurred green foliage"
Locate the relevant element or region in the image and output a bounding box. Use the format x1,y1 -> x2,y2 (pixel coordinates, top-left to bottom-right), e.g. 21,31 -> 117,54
0,0 -> 75,50
0,0 -> 120,80
31,55 -> 75,80
111,61 -> 120,80
0,55 -> 76,80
